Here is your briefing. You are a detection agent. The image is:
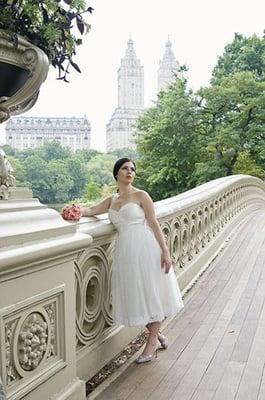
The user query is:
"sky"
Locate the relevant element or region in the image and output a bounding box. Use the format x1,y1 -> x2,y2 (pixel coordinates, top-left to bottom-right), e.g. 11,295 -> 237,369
0,0 -> 264,151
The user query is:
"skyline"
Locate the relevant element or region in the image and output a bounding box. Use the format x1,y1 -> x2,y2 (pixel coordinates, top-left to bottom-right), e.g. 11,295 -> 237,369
0,0 -> 265,151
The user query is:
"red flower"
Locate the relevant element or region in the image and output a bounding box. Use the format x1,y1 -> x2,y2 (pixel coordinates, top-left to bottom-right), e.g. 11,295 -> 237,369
61,204 -> 82,221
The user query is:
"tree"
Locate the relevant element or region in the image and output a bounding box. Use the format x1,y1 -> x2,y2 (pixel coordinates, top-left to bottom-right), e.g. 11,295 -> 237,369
135,77 -> 200,200
110,147 -> 139,160
66,156 -> 88,199
8,156 -> 29,187
212,33 -> 265,83
76,148 -> 102,162
23,155 -> 50,203
36,140 -> 72,162
1,144 -> 18,157
86,154 -> 117,186
82,181 -> 103,201
233,151 -> 265,179
194,71 -> 265,183
46,160 -> 74,203
101,184 -> 117,199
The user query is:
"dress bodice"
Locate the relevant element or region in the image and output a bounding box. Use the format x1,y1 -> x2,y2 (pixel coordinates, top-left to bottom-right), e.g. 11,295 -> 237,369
108,202 -> 146,233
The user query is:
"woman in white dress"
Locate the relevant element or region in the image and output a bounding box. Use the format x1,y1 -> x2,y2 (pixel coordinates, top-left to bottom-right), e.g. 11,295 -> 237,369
80,158 -> 184,363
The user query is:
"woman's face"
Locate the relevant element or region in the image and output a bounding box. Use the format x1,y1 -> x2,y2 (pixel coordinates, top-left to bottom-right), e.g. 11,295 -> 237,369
117,161 -> 136,184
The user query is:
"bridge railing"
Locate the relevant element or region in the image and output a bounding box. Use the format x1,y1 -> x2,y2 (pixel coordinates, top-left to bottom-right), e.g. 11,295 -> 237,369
1,175 -> 265,399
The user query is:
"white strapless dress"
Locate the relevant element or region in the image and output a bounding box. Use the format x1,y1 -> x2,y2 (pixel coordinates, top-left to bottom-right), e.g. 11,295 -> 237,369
108,202 -> 184,327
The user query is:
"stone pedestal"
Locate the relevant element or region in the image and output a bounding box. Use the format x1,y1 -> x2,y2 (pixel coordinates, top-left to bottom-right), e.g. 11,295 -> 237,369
0,188 -> 91,400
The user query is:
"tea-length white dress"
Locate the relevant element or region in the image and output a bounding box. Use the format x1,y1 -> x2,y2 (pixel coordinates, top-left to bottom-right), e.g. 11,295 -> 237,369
108,202 -> 184,327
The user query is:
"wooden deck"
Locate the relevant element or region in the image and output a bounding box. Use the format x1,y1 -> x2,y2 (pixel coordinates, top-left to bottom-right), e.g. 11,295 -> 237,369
91,209 -> 265,400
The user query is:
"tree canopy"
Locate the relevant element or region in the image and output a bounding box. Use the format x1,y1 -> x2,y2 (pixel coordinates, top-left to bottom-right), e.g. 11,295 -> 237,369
212,33 -> 265,83
135,33 -> 265,200
136,77 -> 200,200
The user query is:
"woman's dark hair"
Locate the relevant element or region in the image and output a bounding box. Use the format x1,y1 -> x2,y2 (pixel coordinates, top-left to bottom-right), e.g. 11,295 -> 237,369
113,158 -> 136,181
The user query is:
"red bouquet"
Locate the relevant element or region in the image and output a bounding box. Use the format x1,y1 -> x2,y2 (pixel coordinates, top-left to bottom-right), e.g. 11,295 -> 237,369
61,204 -> 82,221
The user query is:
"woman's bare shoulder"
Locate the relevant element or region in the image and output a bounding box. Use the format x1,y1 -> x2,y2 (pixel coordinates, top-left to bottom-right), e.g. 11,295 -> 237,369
133,189 -> 152,201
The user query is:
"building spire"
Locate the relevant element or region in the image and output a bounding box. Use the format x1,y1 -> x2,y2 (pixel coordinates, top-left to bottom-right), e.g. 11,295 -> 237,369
125,35 -> 136,58
157,38 -> 179,92
106,37 -> 144,152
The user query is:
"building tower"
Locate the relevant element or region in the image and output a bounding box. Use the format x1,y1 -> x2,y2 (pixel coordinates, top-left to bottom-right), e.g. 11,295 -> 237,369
106,37 -> 144,152
157,39 -> 179,92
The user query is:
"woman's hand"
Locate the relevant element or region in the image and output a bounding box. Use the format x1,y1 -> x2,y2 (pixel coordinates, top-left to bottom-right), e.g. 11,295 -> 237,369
161,249 -> 172,273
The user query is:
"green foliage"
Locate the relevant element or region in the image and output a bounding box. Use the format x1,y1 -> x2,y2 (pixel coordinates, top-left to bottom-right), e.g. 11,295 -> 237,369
23,155 -> 50,202
110,147 -> 139,160
0,0 -> 93,80
132,33 -> 265,199
4,142 -> 117,205
101,184 -> 117,199
82,181 -> 103,201
86,154 -> 117,186
66,156 -> 88,199
7,156 -> 29,187
212,33 -> 265,83
46,159 -> 74,203
135,77 -> 200,200
36,140 -> 72,161
233,151 -> 265,179
1,144 -> 18,156
76,148 -> 102,162
195,71 -> 265,182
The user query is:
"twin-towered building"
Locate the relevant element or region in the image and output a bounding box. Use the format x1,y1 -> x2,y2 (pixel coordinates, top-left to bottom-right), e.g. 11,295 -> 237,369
106,37 -> 179,152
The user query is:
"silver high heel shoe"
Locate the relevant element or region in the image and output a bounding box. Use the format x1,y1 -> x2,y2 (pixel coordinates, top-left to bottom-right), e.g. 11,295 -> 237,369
158,333 -> 169,350
136,344 -> 159,364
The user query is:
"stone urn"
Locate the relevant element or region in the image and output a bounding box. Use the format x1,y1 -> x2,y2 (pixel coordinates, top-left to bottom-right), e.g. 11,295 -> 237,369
0,29 -> 49,123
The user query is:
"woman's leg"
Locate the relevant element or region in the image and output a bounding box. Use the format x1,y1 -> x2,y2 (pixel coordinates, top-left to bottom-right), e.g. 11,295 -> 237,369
142,321 -> 161,355
146,323 -> 167,347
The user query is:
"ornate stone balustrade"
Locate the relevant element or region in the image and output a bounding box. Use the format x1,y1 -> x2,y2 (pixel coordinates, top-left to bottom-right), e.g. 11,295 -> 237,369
0,189 -> 90,400
75,175 -> 265,381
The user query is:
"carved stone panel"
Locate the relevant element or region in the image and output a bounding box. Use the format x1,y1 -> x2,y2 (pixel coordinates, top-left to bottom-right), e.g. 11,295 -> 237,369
0,286 -> 65,398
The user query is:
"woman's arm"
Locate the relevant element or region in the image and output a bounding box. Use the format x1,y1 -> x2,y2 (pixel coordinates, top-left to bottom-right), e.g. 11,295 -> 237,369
81,196 -> 112,217
139,191 -> 172,273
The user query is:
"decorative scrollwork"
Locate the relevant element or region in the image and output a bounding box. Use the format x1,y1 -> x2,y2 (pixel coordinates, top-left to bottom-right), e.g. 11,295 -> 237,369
75,243 -> 114,349
5,321 -> 19,385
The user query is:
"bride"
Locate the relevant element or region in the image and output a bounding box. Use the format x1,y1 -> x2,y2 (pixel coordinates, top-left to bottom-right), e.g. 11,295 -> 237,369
66,157 -> 184,363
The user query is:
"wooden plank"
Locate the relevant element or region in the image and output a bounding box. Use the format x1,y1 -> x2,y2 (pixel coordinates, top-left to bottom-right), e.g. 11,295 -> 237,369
126,360 -> 175,400
236,325 -> 265,399
212,361 -> 245,400
174,233 -> 261,399
230,251 -> 265,363
190,324 -> 241,400
93,361 -> 158,400
189,222 -> 265,399
168,359 -> 210,400
257,364 -> 265,400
